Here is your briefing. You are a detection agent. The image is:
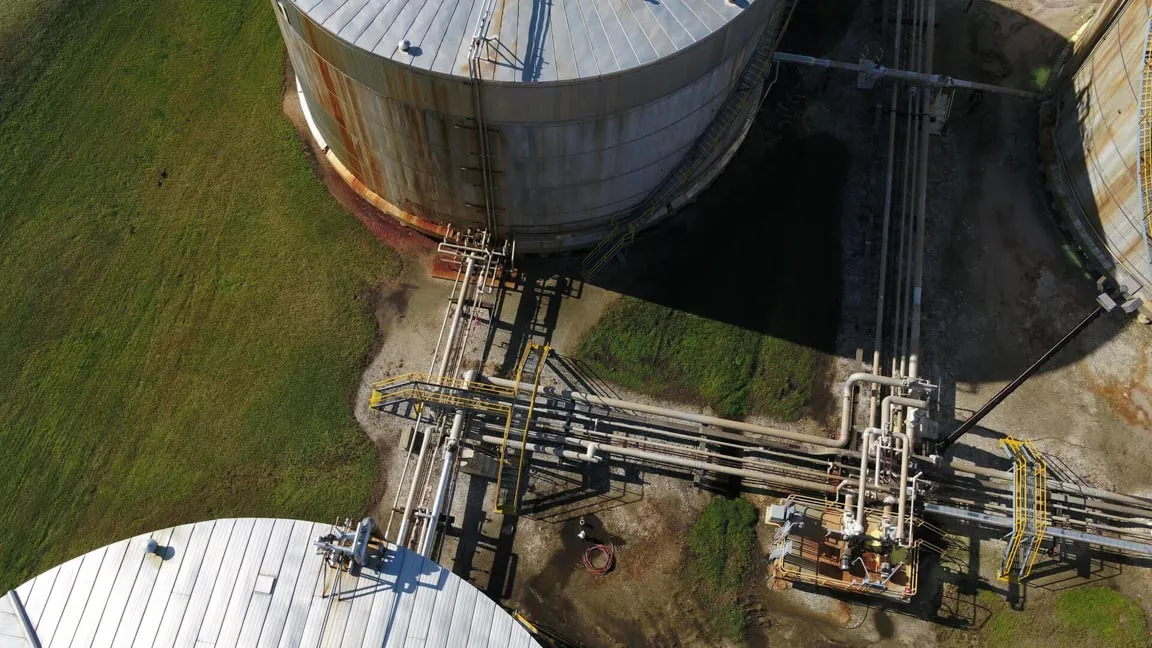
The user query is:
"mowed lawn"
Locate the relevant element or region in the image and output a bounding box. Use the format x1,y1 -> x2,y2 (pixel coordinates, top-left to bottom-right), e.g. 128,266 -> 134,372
0,0 -> 399,589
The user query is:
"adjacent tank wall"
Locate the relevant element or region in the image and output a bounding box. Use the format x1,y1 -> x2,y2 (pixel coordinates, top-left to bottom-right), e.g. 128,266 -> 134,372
273,0 -> 783,251
1045,0 -> 1152,309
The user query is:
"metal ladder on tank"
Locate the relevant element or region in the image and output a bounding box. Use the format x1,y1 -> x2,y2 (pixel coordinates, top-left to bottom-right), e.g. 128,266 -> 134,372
468,0 -> 501,236
581,0 -> 799,278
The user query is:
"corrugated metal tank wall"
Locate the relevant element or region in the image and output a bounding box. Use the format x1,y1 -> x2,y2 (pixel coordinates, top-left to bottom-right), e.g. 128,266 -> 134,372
1046,0 -> 1152,307
273,0 -> 781,251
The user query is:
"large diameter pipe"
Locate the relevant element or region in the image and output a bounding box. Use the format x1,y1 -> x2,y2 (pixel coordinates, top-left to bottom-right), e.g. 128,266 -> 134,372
856,429 -> 875,528
436,257 -> 476,380
883,395 -> 926,546
841,373 -> 913,446
485,375 -> 859,448
419,410 -> 465,557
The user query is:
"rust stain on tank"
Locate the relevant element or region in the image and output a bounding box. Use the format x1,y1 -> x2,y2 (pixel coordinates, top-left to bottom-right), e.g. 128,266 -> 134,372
304,18 -> 363,179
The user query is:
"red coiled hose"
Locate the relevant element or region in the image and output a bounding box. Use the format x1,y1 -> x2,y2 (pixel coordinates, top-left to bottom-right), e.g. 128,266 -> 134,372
582,542 -> 615,575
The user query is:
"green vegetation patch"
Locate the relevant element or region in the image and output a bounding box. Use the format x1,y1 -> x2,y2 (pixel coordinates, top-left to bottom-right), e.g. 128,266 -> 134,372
682,497 -> 759,642
1056,587 -> 1148,647
577,129 -> 849,422
579,299 -> 818,419
939,588 -> 1149,648
0,0 -> 399,590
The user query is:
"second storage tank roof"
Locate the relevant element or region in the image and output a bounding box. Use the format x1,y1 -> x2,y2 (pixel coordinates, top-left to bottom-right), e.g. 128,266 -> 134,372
288,0 -> 752,81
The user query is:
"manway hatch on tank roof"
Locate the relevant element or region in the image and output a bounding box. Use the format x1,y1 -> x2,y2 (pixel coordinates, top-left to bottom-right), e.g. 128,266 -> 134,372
288,0 -> 754,82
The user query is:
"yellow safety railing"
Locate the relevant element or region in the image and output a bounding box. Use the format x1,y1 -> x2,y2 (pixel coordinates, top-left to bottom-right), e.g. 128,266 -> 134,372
1022,449 -> 1049,578
494,343 -> 550,514
371,372 -> 515,399
997,440 -> 1028,581
998,437 -> 1049,580
369,385 -> 511,418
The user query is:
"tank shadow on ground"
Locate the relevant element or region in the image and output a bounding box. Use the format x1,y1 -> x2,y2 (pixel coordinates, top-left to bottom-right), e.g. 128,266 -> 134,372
509,0 -> 1123,388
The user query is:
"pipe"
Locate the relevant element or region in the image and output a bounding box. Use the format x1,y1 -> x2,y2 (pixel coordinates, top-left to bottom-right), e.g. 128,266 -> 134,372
942,459 -> 1152,512
874,438 -> 884,487
437,256 -> 476,380
857,428 -> 875,528
882,395 -> 927,545
6,591 -> 39,648
869,0 -> 906,428
840,372 -> 915,446
479,430 -> 838,494
396,423 -> 436,548
399,255 -> 477,547
938,305 -> 1105,452
908,471 -> 922,545
486,375 -> 859,448
476,434 -> 599,463
770,53 -> 1039,99
419,410 -> 465,556
907,0 -> 935,380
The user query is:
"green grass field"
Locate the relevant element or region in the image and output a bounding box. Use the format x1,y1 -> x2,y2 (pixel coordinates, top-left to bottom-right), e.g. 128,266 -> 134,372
0,0 -> 398,590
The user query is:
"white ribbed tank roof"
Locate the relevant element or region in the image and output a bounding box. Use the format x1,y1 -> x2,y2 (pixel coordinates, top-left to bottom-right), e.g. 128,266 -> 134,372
286,0 -> 752,81
5,518 -> 541,648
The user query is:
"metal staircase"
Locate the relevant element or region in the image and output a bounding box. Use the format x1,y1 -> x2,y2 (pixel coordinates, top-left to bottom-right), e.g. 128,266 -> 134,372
997,438 -> 1049,580
581,0 -> 799,278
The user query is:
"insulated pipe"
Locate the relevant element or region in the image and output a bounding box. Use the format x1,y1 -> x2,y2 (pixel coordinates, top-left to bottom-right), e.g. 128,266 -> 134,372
869,0 -> 906,428
436,257 -> 476,381
476,434 -> 600,463
857,429 -> 875,527
484,375 -> 856,448
478,430 -> 838,494
882,395 -> 926,545
943,459 -> 1152,512
907,0 -> 935,380
419,410 -> 465,556
395,423 -> 436,548
841,373 -> 913,446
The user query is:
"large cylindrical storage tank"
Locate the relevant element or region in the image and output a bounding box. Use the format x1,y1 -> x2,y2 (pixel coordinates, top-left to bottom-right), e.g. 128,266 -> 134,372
271,0 -> 791,252
1043,0 -> 1152,311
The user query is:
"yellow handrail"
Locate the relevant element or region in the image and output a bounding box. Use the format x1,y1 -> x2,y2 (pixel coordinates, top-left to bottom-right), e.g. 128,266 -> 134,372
493,343 -> 537,513
508,344 -> 551,513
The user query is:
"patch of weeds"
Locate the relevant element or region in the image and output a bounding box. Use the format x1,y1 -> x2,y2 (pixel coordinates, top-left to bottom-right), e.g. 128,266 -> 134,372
578,298 -> 818,419
1056,587 -> 1148,648
682,497 -> 759,642
1032,66 -> 1052,90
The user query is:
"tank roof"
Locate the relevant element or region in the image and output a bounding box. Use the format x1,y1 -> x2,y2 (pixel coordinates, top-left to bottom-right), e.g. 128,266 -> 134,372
288,0 -> 753,81
7,518 -> 541,648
